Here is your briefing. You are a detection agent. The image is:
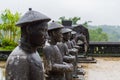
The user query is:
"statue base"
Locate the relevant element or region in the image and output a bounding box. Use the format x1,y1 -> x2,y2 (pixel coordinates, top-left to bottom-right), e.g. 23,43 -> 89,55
72,75 -> 85,80
77,68 -> 85,75
78,55 -> 97,63
72,67 -> 85,80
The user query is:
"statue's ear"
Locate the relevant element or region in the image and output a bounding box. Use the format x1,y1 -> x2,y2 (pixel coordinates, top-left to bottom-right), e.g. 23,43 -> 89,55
26,24 -> 31,34
51,31 -> 56,36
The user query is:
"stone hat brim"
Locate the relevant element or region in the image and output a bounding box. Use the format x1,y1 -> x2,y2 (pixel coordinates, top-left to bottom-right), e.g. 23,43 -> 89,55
61,28 -> 72,34
16,9 -> 51,26
48,21 -> 64,31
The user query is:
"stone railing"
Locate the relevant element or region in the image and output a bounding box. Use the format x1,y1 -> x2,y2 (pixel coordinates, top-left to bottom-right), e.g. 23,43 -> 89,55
79,42 -> 120,57
1,42 -> 120,61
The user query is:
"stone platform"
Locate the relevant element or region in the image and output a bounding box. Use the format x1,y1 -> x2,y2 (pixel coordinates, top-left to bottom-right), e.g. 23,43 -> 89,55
78,55 -> 97,63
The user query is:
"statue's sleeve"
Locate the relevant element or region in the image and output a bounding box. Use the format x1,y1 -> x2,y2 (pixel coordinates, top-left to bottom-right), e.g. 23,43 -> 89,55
63,43 -> 75,63
63,55 -> 75,63
52,62 -> 73,72
64,43 -> 69,55
68,48 -> 78,55
6,55 -> 29,80
43,47 -> 52,73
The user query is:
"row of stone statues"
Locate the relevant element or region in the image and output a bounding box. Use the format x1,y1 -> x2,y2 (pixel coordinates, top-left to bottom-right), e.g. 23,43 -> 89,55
5,8 -> 86,80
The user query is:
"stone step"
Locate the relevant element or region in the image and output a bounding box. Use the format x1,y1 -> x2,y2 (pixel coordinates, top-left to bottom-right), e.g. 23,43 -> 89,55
77,68 -> 85,75
78,57 -> 97,63
72,75 -> 85,80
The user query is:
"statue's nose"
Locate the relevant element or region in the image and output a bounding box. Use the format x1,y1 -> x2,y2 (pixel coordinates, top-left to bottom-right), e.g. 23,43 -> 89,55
45,32 -> 49,39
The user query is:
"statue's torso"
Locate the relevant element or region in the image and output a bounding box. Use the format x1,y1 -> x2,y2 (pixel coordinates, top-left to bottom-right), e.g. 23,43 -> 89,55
46,45 -> 63,64
57,43 -> 67,56
43,45 -> 66,80
66,40 -> 73,49
6,46 -> 44,80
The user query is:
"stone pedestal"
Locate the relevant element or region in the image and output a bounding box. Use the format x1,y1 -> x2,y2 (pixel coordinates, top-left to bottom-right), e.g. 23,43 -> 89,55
78,55 -> 97,63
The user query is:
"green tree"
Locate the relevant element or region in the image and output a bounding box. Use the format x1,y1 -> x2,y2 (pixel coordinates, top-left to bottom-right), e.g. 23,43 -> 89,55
89,28 -> 108,41
0,9 -> 21,50
69,17 -> 80,25
59,16 -> 66,21
82,21 -> 92,27
82,21 -> 108,41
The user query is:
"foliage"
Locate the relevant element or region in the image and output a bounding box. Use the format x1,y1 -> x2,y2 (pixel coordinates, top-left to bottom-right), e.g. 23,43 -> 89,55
59,16 -> 66,21
89,28 -> 108,41
0,9 -> 21,50
82,21 -> 92,27
58,16 -> 109,42
82,21 -> 109,41
59,16 -> 80,25
88,25 -> 120,42
59,16 -> 120,42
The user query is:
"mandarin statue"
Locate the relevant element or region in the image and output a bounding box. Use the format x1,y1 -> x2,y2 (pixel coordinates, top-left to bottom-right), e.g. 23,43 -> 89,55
62,28 -> 79,78
5,8 -> 50,80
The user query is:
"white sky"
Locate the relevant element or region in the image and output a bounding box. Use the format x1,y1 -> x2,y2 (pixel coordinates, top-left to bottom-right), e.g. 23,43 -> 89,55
0,0 -> 120,25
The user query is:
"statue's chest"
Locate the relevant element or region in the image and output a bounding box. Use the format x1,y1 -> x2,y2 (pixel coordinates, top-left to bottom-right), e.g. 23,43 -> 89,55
29,52 -> 43,71
66,41 -> 72,49
28,52 -> 44,80
57,44 -> 66,56
51,45 -> 63,63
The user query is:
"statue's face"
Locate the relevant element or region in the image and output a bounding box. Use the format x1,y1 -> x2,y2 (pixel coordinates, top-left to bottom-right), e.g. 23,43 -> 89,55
63,32 -> 71,41
28,22 -> 48,47
51,28 -> 63,42
71,34 -> 76,39
55,28 -> 63,42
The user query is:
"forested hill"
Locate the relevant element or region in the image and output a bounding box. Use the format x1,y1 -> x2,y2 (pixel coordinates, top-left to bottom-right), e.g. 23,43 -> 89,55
88,25 -> 120,42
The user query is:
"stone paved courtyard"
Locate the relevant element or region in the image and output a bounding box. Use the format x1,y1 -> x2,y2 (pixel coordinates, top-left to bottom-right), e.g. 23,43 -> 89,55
80,57 -> 120,80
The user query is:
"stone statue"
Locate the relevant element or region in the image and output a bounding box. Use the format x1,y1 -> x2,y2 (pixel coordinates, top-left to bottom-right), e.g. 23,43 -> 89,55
57,40 -> 75,80
56,28 -> 75,80
61,28 -> 79,78
5,8 -> 51,80
70,31 -> 80,50
70,31 -> 86,75
72,24 -> 89,55
43,21 -> 73,80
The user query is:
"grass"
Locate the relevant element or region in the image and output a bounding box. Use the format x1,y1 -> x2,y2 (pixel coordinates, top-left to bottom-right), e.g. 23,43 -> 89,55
0,47 -> 14,51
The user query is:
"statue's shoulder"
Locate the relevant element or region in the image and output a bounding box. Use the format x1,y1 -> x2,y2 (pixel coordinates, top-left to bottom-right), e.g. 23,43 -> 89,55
6,46 -> 28,63
10,46 -> 27,56
43,45 -> 54,55
43,45 -> 53,51
6,46 -> 30,70
57,42 -> 63,47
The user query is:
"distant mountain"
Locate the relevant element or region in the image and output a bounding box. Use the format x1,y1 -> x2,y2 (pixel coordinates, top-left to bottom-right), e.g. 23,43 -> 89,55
88,25 -> 120,42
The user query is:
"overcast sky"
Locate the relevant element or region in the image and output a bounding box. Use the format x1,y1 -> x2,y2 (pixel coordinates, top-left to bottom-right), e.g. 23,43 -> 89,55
0,0 -> 120,25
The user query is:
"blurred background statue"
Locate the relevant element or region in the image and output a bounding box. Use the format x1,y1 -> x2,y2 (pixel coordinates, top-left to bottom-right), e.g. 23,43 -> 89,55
43,21 -> 73,80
